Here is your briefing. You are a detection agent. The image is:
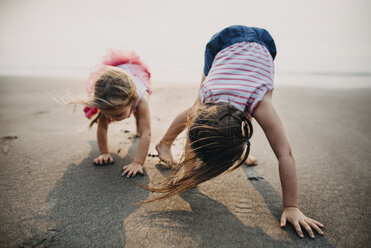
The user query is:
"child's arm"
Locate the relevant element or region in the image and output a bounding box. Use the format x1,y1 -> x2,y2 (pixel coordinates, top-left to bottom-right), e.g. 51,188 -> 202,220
122,94 -> 151,177
156,74 -> 204,166
94,114 -> 114,164
254,91 -> 324,238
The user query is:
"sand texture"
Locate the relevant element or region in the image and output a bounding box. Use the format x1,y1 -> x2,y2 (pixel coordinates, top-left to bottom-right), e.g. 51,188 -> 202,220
0,76 -> 370,248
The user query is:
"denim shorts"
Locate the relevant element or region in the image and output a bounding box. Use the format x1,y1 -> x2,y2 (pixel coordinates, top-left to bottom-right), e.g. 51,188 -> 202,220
204,25 -> 277,76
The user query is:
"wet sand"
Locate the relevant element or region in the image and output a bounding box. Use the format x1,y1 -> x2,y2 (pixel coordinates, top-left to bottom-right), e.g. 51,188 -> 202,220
0,76 -> 370,247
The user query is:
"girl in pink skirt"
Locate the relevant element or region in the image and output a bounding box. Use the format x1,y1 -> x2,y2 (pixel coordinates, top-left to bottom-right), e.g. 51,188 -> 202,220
81,49 -> 152,177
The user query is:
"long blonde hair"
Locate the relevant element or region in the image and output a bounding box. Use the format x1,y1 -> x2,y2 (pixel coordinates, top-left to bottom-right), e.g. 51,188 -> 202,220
145,102 -> 253,203
77,67 -> 138,127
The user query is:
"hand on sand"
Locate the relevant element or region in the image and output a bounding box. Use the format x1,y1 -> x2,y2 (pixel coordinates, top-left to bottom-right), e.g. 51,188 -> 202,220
122,162 -> 144,177
281,207 -> 324,238
155,143 -> 174,168
94,153 -> 114,165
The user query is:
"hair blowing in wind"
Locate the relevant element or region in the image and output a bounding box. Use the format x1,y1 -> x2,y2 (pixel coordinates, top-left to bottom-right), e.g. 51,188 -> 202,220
145,102 -> 253,203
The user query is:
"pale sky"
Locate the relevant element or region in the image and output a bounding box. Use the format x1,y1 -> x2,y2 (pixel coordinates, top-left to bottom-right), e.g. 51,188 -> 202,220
0,0 -> 370,82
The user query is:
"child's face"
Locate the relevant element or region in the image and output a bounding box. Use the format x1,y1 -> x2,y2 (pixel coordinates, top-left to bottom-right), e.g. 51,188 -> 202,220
100,104 -> 133,121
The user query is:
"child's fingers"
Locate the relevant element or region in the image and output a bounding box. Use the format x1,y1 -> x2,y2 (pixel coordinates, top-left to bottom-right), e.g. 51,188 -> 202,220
121,165 -> 144,177
308,218 -> 324,227
300,220 -> 314,238
109,157 -> 114,164
104,156 -> 110,164
135,168 -> 144,176
307,219 -> 324,235
280,213 -> 287,227
293,222 -> 304,238
122,167 -> 130,176
127,169 -> 134,177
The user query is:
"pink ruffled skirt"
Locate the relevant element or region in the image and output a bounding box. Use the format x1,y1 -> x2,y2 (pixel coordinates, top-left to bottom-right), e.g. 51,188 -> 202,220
83,49 -> 152,119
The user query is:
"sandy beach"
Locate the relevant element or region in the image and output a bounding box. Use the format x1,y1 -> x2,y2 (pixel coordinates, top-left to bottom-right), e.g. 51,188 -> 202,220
0,75 -> 370,247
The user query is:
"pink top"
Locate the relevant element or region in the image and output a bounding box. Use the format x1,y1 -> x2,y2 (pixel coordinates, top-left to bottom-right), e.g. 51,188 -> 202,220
83,49 -> 152,120
200,42 -> 274,114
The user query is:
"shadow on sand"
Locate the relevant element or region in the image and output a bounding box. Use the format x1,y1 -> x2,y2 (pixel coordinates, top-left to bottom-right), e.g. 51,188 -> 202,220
242,166 -> 334,247
142,164 -> 334,248
21,138 -> 149,247
20,140 -> 334,247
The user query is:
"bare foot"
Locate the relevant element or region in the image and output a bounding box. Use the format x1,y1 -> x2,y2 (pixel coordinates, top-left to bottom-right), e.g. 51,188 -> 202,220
245,154 -> 258,166
155,142 -> 175,167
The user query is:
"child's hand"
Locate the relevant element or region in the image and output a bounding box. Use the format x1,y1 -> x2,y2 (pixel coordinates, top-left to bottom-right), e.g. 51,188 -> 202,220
93,153 -> 114,165
281,207 -> 324,238
122,162 -> 144,177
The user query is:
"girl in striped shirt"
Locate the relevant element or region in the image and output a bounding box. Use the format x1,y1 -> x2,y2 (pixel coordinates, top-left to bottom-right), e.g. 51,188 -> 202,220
153,25 -> 324,238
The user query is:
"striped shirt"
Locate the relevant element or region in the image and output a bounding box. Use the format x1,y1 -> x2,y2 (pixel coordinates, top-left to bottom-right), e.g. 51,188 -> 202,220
200,42 -> 275,114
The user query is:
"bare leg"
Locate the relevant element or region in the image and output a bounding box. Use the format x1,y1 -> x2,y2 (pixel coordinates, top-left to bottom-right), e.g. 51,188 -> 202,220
134,112 -> 140,137
157,74 -> 204,167
156,107 -> 191,167
246,115 -> 258,165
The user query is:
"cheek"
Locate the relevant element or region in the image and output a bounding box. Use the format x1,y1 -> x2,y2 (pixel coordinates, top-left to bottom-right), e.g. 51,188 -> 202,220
116,112 -> 130,121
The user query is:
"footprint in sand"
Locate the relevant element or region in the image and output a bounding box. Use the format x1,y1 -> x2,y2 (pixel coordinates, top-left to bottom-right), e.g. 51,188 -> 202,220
1,136 -> 18,154
147,153 -> 159,158
33,110 -> 49,115
247,176 -> 264,181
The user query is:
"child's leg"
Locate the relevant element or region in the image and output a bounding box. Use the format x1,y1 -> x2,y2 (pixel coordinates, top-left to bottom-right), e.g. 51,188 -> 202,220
246,115 -> 258,165
156,107 -> 191,166
134,112 -> 140,137
157,74 -> 205,167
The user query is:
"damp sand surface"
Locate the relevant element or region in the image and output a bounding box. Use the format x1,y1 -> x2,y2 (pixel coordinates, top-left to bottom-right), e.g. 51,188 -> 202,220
0,76 -> 370,247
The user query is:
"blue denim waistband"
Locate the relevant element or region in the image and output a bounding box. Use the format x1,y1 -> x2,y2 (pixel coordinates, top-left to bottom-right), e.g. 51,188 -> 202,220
204,25 -> 277,76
